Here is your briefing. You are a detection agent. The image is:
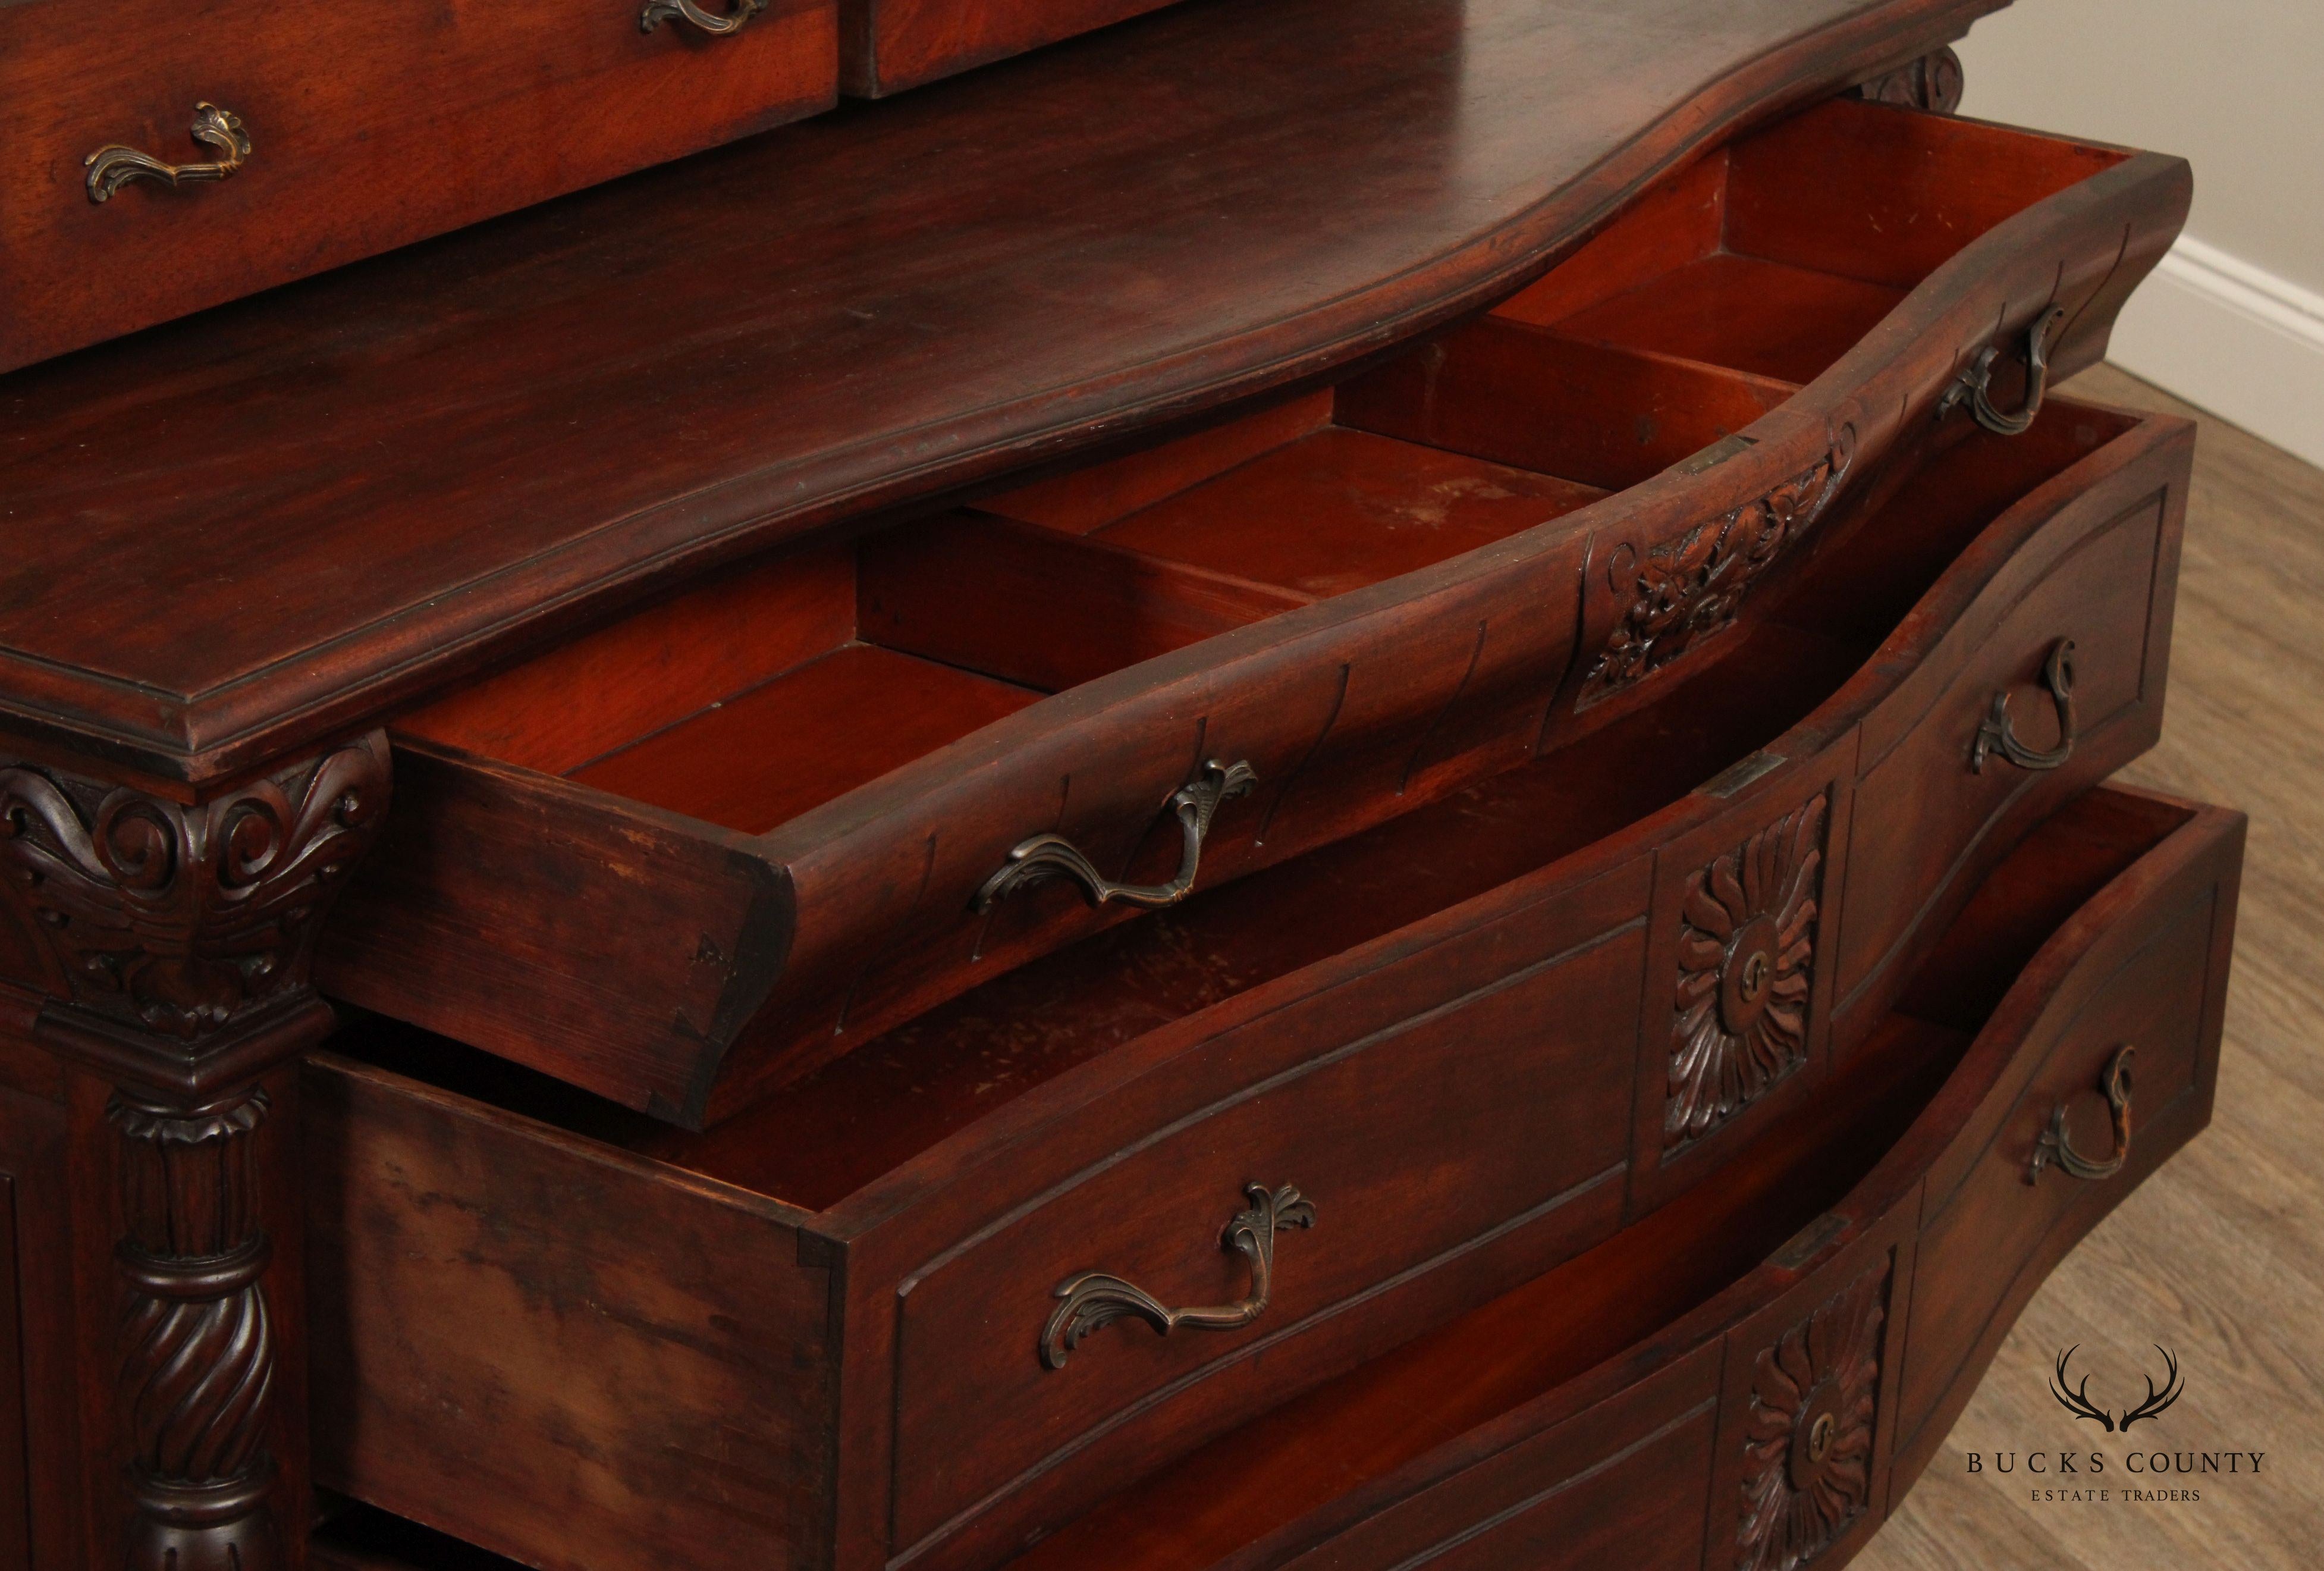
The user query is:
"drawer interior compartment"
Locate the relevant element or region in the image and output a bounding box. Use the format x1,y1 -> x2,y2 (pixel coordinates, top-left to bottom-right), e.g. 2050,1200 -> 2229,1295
998,785 -> 2235,1571
398,523 -> 1305,835
1491,96 -> 2128,385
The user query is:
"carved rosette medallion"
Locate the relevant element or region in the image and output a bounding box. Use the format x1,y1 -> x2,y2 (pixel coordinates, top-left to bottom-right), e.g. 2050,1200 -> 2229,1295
1738,1259 -> 1890,1571
1580,434 -> 1854,707
113,1087 -> 281,1571
1669,794 -> 1826,1150
0,735 -> 389,1039
1852,47 -> 1965,115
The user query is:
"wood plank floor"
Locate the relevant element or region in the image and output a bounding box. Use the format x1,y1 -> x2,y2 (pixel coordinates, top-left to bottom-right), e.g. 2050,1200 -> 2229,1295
1858,366 -> 2324,1570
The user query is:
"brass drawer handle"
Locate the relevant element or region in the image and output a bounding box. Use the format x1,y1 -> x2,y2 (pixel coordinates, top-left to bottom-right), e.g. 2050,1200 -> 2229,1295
640,0 -> 766,35
1042,1183 -> 1315,1371
1971,639 -> 2076,774
85,103 -> 250,205
2027,1046 -> 2134,1184
975,759 -> 1257,914
1942,303 -> 2066,437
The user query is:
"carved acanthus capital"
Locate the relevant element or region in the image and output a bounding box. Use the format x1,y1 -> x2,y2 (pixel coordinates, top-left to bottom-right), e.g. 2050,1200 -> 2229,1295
0,732 -> 390,1043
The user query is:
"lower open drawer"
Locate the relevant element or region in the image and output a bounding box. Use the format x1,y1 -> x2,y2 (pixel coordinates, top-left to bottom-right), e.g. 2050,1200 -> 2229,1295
303,784 -> 2239,1571
997,784 -> 2242,1571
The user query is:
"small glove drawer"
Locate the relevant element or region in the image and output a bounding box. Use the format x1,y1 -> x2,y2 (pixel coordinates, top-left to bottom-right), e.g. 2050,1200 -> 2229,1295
0,0 -> 836,370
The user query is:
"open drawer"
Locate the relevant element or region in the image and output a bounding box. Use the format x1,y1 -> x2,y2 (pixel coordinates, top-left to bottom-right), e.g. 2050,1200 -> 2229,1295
315,96 -> 2191,1127
995,785 -> 2244,1571
308,381 -> 2188,1571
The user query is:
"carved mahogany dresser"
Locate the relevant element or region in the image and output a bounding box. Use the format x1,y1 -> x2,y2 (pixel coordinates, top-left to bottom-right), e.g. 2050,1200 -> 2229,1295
0,2 -> 2241,1569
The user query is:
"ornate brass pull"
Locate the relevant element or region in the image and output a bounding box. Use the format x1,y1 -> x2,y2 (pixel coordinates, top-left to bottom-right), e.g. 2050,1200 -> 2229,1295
1041,1183 -> 1315,1371
640,0 -> 766,35
1971,639 -> 2077,774
2027,1046 -> 2134,1184
85,104 -> 250,205
1941,304 -> 2067,437
975,760 -> 1257,914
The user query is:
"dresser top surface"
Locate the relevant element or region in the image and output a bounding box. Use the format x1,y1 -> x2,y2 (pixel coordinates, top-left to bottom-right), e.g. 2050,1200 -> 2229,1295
0,0 -> 1999,783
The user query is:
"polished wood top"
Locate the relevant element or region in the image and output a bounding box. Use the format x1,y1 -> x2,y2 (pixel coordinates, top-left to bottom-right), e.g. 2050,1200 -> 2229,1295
0,0 -> 2001,783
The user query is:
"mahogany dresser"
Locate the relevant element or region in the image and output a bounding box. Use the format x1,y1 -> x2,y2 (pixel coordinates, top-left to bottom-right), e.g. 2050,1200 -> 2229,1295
0,2 -> 2241,1569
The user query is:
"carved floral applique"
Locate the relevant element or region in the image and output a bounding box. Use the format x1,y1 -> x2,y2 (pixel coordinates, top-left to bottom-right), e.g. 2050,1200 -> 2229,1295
1668,794 -> 1825,1150
1581,436 -> 1852,707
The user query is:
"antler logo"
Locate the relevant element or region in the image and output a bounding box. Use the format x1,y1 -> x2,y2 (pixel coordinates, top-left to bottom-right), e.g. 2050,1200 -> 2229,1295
2050,1345 -> 2184,1433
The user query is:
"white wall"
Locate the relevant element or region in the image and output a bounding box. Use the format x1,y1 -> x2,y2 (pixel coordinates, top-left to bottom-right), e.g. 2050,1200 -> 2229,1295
1956,1 -> 2324,465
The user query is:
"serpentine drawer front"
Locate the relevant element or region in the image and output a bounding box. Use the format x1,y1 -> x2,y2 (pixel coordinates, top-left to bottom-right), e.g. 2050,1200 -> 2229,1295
315,98 -> 2188,1130
304,381 -> 2190,1571
996,786 -> 2244,1571
0,0 -> 837,371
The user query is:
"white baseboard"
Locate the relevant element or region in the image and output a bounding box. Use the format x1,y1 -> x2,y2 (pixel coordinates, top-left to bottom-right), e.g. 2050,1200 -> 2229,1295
2105,234 -> 2324,469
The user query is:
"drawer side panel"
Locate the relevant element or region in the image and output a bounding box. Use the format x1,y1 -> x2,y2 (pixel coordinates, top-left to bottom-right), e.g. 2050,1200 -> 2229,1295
304,1057 -> 839,1571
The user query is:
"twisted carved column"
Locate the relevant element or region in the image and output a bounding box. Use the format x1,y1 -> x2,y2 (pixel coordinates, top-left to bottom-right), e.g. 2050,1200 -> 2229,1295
112,1090 -> 279,1571
0,733 -> 389,1570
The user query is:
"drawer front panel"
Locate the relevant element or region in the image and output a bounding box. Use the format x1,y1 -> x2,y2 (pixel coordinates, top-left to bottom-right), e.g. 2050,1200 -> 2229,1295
1280,1347 -> 1722,1571
1837,485 -> 2174,1024
1020,792 -> 2241,1571
740,536 -> 1593,1120
1895,879 -> 2231,1471
887,882 -> 1648,1549
0,0 -> 837,371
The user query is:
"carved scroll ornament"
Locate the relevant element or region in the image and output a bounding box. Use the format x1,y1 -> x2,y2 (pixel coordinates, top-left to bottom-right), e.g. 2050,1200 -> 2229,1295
1581,435 -> 1854,707
0,733 -> 389,1040
1852,46 -> 1964,115
0,734 -> 388,1570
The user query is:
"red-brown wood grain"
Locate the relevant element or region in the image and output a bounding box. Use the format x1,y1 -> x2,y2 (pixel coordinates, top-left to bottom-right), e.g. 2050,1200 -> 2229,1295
0,0 -> 837,374
995,788 -> 2241,1571
303,786 -> 2241,1571
302,96 -> 2190,1127
840,0 -> 1182,95
303,381 -> 2195,1567
0,0 -> 2017,784
1084,429 -> 1606,598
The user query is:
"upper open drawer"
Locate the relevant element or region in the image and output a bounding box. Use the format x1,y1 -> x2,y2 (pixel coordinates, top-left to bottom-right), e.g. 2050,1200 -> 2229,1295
316,98 -> 2190,1127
